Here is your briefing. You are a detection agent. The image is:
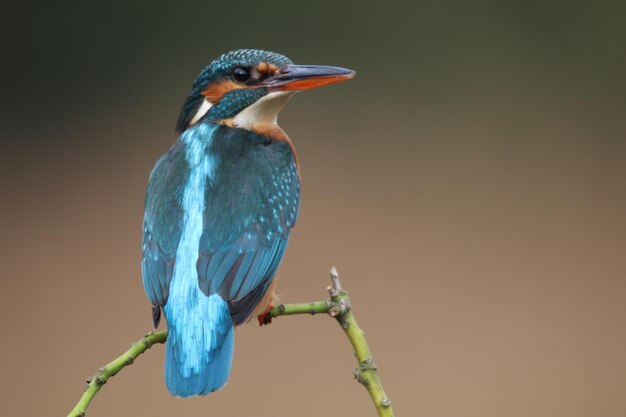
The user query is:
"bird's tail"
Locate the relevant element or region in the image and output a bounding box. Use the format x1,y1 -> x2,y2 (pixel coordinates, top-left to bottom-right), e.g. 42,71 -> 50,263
164,295 -> 235,397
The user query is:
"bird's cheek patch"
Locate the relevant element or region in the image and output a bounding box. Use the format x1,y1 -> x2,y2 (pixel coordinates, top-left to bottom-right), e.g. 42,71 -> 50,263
256,62 -> 280,77
202,80 -> 244,103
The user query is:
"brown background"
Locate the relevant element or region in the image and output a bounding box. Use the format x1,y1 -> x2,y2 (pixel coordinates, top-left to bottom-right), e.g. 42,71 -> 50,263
1,1 -> 625,416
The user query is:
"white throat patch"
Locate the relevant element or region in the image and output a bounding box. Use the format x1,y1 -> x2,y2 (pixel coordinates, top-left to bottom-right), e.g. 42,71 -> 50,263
232,91 -> 294,130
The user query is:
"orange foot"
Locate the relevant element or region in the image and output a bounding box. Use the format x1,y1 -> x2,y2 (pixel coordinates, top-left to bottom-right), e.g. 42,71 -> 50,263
257,301 -> 274,326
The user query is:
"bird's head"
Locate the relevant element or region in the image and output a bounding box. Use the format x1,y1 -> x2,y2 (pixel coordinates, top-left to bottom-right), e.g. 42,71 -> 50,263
176,49 -> 355,136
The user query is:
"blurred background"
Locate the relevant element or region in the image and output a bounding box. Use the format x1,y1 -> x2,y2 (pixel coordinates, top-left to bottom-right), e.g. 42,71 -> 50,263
1,1 -> 625,416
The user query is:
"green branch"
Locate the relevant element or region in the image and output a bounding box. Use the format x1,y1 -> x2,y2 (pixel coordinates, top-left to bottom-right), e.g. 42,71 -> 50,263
67,268 -> 394,417
270,300 -> 329,316
67,331 -> 167,417
270,268 -> 395,417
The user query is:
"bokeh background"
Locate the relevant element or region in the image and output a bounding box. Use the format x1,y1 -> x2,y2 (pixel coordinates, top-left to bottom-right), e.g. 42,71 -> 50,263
1,1 -> 625,416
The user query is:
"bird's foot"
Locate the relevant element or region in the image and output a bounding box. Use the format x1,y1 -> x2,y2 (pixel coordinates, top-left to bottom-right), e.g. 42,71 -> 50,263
257,302 -> 274,326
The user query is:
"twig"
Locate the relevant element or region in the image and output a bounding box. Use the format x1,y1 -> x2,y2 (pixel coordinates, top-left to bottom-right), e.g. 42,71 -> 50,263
67,268 -> 394,417
67,331 -> 167,417
270,300 -> 329,316
271,267 -> 395,417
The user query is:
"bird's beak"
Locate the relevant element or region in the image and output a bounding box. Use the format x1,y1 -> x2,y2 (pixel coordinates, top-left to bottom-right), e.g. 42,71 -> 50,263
262,65 -> 355,91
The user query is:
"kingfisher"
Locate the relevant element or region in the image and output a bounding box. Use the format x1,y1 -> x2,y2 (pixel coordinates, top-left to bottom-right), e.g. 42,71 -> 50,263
141,49 -> 354,397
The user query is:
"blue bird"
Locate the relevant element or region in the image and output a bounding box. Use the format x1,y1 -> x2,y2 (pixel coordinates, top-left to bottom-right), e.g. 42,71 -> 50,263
141,49 -> 355,397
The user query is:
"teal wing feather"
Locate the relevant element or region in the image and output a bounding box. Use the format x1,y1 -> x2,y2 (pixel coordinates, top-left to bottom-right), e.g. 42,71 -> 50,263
141,141 -> 187,311
196,128 -> 300,325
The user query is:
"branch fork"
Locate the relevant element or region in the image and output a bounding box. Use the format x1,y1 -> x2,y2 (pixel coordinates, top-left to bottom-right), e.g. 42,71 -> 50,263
68,268 -> 395,417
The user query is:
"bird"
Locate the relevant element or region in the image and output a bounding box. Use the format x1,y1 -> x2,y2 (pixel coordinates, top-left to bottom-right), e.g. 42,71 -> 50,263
141,49 -> 355,397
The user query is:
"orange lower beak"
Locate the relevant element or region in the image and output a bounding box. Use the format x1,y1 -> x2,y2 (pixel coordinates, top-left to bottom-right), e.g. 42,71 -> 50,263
262,65 -> 355,91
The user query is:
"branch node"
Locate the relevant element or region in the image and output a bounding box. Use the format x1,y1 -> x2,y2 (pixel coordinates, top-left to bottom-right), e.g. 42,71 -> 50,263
381,397 -> 392,407
362,357 -> 373,366
278,304 -> 286,314
353,366 -> 369,386
94,377 -> 106,386
125,357 -> 134,366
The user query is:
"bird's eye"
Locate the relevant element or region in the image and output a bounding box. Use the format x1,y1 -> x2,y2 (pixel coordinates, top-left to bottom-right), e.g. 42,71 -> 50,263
232,67 -> 251,83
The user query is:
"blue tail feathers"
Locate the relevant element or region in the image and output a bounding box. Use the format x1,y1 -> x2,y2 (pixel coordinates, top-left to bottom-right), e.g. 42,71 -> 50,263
164,294 -> 235,397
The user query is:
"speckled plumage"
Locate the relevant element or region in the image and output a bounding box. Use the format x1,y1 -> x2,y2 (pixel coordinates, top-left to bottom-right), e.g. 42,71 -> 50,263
142,48 -> 353,398
142,120 -> 299,396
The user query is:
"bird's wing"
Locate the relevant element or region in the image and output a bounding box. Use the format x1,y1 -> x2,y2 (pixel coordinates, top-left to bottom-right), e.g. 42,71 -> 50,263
197,157 -> 300,325
197,234 -> 288,325
141,141 -> 187,310
142,128 -> 300,326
